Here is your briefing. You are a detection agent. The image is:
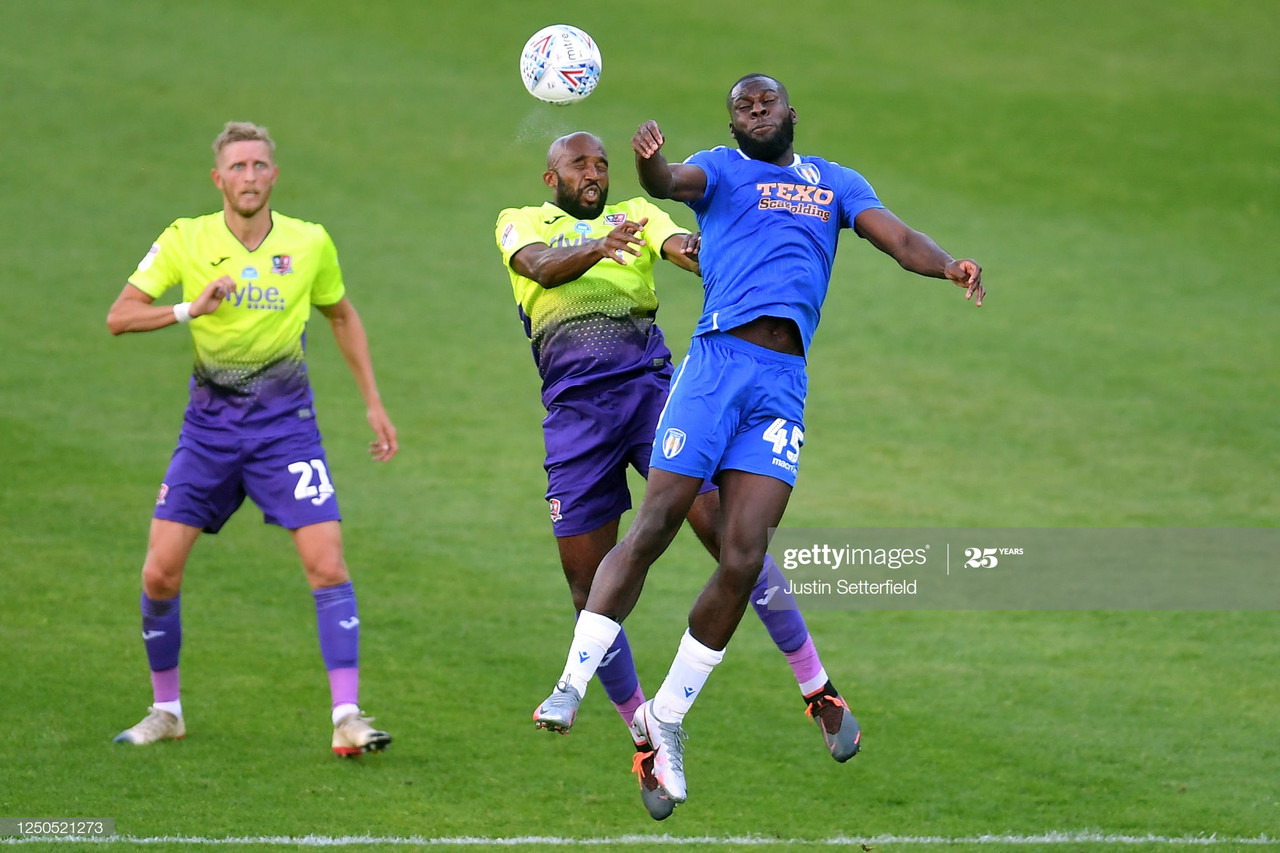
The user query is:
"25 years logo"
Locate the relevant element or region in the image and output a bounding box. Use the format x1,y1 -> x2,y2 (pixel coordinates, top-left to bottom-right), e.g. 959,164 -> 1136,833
963,547 -> 1025,568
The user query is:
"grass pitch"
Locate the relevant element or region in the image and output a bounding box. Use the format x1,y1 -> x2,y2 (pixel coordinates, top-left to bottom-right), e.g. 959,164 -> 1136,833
1,1 -> 1276,851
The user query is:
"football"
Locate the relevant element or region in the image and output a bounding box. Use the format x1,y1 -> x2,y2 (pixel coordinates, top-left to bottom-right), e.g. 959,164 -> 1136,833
519,25 -> 602,105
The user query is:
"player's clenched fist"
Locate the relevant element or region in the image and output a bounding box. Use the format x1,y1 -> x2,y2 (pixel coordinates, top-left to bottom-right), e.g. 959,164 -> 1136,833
192,275 -> 236,317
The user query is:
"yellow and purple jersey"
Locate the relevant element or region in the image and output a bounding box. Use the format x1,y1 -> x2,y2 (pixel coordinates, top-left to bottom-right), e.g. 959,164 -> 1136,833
129,211 -> 345,436
495,198 -> 689,405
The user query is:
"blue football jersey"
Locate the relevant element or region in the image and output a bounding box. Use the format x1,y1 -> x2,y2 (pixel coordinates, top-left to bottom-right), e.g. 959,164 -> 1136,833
683,146 -> 883,353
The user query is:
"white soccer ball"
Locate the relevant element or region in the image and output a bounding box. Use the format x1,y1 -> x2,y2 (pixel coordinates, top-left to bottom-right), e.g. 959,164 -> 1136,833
519,25 -> 602,105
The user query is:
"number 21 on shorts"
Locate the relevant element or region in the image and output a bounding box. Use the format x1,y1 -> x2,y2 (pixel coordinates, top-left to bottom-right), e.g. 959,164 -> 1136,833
762,417 -> 803,464
289,458 -> 335,506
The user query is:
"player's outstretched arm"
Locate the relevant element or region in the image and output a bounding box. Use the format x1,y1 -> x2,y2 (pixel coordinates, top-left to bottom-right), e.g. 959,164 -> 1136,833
107,278 -> 234,335
316,297 -> 398,462
661,232 -> 701,276
853,208 -> 984,306
511,217 -> 651,288
632,121 -> 707,203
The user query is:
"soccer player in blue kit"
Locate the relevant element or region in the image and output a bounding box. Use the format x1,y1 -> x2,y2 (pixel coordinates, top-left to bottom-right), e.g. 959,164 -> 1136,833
107,122 -> 398,756
505,132 -> 860,821
534,75 -> 984,810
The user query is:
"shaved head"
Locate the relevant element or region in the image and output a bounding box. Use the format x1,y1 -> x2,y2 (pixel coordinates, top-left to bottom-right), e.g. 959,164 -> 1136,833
547,131 -> 605,170
543,131 -> 610,220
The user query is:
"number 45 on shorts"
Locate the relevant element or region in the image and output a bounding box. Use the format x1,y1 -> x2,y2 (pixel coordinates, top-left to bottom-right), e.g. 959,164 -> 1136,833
762,418 -> 803,464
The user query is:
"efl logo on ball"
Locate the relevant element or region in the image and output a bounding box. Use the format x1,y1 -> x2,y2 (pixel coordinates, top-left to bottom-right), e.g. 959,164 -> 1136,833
519,24 -> 602,105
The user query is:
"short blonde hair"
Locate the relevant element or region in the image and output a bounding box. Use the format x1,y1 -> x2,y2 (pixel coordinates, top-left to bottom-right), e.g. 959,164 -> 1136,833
212,121 -> 276,161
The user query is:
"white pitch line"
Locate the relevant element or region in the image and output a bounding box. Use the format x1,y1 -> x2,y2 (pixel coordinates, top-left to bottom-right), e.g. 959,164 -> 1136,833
2,832 -> 1278,846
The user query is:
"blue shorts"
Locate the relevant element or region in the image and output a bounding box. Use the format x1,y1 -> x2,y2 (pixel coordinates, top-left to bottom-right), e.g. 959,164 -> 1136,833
153,426 -> 343,533
543,372 -> 714,537
651,332 -> 808,487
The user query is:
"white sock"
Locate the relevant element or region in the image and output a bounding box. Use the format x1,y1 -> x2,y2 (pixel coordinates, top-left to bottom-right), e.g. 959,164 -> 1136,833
559,610 -> 621,697
798,669 -> 829,697
331,702 -> 360,726
653,630 -> 726,724
153,700 -> 182,719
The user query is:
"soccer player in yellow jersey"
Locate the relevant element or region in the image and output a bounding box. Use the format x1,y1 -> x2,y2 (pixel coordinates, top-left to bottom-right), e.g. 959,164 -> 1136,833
498,133 -> 857,821
107,121 -> 397,756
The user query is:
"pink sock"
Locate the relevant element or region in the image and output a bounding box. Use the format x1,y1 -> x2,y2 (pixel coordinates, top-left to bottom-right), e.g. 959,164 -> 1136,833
327,667 -> 359,709
150,667 -> 180,704
784,637 -> 828,696
615,684 -> 646,742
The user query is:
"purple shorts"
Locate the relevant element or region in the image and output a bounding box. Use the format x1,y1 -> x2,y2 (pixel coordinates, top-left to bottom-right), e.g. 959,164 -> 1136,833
543,373 -> 714,538
153,426 -> 342,533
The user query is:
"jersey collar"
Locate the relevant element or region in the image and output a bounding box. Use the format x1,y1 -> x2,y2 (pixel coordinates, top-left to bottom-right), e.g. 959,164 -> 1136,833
734,149 -> 802,168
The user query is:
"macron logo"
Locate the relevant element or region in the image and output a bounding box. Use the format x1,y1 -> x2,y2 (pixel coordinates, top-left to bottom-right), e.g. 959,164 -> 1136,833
142,630 -> 166,640
339,617 -> 360,630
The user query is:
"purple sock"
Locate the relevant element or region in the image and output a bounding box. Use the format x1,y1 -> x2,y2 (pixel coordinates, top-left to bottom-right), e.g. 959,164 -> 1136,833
314,581 -> 360,708
595,626 -> 645,726
751,555 -> 810,653
141,593 -> 182,702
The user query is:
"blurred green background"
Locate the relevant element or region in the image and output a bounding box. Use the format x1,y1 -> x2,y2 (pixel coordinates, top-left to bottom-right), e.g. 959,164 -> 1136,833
1,1 -> 1276,850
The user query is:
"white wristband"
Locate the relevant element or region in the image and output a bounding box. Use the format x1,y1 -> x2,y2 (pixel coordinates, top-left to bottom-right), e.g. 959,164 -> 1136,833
173,302 -> 193,324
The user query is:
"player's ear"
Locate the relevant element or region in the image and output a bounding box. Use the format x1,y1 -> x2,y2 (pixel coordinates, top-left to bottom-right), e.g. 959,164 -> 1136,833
543,169 -> 557,189
211,167 -> 223,189
791,107 -> 798,125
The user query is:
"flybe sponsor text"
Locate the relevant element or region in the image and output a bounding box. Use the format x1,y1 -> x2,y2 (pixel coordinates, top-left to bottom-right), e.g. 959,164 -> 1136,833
225,283 -> 286,311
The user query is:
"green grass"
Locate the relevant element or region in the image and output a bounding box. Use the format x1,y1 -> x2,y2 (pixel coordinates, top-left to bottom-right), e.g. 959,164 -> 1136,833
1,0 -> 1277,850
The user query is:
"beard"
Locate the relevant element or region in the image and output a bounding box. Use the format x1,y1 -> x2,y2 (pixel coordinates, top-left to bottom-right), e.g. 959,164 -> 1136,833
228,189 -> 270,219
732,113 -> 795,163
554,182 -> 607,220
231,200 -> 268,218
